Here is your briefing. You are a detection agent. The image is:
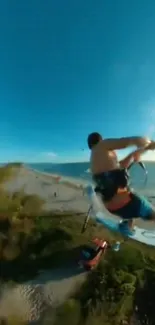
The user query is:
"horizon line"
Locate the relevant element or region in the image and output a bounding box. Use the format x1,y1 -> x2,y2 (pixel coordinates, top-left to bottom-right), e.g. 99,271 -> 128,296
0,159 -> 155,164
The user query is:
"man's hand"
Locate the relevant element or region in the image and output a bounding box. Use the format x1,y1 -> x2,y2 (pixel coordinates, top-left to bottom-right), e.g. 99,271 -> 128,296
120,146 -> 150,168
135,136 -> 151,148
119,138 -> 154,168
133,142 -> 155,161
146,141 -> 155,150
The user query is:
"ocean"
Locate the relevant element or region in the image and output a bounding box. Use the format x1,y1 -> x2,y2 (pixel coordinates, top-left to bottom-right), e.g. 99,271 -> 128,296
28,161 -> 155,196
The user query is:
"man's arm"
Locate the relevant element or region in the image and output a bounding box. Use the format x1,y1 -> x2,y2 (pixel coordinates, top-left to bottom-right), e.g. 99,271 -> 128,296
119,152 -> 134,169
146,141 -> 155,150
119,146 -> 151,168
103,136 -> 150,151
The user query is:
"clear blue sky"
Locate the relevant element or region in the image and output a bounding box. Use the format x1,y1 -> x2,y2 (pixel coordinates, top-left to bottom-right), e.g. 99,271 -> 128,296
1,0 -> 155,162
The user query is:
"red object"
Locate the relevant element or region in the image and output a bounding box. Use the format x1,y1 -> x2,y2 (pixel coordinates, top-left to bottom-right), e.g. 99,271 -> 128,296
78,238 -> 108,271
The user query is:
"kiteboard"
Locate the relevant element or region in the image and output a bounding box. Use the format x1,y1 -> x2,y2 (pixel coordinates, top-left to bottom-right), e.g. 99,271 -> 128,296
86,184 -> 155,247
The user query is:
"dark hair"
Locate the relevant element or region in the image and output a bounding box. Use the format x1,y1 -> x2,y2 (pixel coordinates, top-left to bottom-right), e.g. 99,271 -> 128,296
87,132 -> 102,149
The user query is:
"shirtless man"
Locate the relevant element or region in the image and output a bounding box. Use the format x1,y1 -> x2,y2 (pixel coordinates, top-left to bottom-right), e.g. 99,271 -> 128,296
87,132 -> 155,229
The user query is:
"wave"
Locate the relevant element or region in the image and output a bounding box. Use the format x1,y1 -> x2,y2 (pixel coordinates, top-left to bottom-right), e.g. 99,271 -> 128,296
85,168 -> 90,173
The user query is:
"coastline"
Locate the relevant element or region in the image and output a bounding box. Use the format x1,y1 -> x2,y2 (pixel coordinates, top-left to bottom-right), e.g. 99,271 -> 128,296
2,164 -> 155,225
28,165 -> 90,187
2,165 -> 91,213
25,166 -> 155,230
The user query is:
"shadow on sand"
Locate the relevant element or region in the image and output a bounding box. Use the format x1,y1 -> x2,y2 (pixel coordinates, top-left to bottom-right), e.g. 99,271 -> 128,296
0,245 -> 87,283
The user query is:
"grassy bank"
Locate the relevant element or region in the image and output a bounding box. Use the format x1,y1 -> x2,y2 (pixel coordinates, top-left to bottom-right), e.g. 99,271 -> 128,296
0,205 -> 115,281
0,164 -> 114,282
52,240 -> 155,325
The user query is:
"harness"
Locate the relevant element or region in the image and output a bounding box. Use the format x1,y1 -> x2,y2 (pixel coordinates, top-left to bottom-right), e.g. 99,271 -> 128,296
93,168 -> 130,201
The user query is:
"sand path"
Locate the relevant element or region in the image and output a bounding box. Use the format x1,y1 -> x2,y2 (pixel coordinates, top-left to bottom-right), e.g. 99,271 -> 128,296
0,266 -> 86,323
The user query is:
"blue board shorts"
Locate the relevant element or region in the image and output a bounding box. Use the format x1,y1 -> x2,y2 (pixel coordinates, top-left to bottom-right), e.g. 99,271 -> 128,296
110,192 -> 154,220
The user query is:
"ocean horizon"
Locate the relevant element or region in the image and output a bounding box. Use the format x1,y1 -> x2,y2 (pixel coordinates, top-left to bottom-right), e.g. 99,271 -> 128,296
27,161 -> 155,196
28,161 -> 90,179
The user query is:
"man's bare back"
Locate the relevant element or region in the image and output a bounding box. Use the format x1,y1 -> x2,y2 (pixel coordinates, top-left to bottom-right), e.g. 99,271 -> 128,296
90,141 -> 119,174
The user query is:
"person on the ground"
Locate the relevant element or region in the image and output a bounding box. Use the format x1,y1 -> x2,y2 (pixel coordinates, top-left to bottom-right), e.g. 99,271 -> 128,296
87,132 -> 155,230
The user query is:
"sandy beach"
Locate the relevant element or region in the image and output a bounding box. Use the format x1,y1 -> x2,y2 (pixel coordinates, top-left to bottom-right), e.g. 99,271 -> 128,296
3,166 -> 90,213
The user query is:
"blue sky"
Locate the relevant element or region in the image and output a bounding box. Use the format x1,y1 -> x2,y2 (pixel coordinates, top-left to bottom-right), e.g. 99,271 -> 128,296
1,0 -> 155,163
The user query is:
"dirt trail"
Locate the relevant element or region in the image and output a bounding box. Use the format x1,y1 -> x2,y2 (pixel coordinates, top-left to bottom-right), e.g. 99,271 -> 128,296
0,266 -> 86,323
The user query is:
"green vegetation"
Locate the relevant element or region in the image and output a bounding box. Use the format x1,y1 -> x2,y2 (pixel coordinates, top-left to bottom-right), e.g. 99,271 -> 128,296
4,162 -> 24,168
1,194 -> 155,325
0,164 -> 20,185
52,244 -> 155,325
0,164 -> 155,324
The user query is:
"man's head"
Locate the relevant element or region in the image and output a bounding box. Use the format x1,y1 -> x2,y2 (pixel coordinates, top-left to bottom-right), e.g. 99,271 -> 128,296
87,132 -> 102,149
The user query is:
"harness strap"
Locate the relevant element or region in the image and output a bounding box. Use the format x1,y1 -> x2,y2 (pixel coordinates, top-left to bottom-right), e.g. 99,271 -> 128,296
94,168 -> 130,202
106,189 -> 132,211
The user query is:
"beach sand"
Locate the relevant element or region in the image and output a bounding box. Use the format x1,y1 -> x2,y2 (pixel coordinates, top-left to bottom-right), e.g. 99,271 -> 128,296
3,166 -> 90,213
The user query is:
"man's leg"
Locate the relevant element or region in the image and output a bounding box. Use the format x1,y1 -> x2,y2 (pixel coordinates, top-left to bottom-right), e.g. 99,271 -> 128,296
108,192 -> 154,230
138,195 -> 155,221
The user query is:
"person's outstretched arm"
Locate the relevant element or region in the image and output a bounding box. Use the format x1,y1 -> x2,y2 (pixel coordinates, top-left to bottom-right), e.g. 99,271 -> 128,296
119,152 -> 135,169
146,141 -> 155,150
103,136 -> 151,151
119,146 -> 152,168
